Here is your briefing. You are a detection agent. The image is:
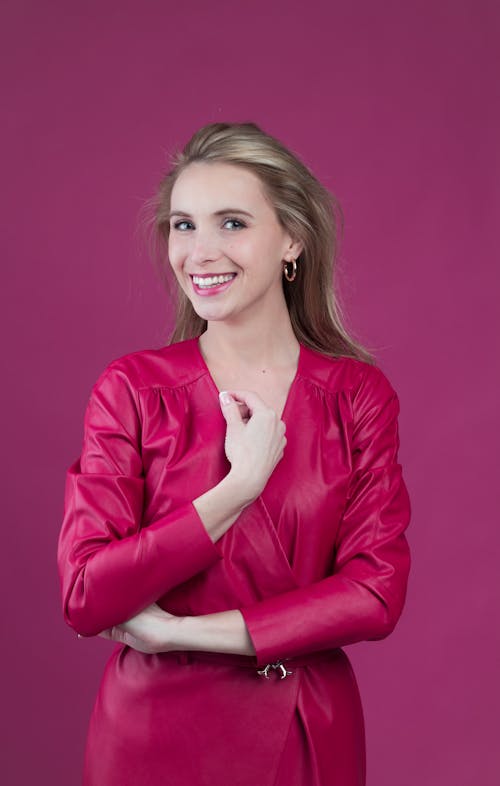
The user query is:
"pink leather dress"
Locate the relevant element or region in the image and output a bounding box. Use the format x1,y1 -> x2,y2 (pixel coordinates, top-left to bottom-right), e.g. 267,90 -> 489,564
57,336 -> 411,785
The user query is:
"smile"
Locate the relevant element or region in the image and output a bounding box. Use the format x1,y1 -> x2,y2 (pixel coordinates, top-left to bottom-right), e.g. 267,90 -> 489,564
192,273 -> 236,289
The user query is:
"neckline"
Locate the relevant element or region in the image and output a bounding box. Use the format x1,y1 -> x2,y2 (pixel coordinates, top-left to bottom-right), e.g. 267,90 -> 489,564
194,335 -> 304,424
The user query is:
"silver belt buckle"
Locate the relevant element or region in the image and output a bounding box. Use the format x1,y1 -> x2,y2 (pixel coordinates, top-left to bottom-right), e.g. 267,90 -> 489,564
257,659 -> 293,680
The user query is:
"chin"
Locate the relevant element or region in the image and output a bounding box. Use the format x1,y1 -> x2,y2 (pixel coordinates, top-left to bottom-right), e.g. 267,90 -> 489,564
195,309 -> 232,322
190,303 -> 232,323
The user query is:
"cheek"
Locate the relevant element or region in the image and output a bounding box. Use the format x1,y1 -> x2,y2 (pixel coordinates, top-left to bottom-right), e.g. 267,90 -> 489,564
169,263 -> 186,290
167,239 -> 185,270
167,253 -> 185,286
226,236 -> 255,262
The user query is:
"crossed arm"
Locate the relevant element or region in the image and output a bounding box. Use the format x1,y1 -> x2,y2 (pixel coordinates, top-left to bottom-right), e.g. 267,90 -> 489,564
58,362 -> 411,666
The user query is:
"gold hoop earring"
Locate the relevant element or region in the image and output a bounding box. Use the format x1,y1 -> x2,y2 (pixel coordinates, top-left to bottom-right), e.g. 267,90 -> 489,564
283,259 -> 297,282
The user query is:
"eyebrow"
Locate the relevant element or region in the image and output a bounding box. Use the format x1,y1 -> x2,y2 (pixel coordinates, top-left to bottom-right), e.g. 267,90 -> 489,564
169,208 -> 255,219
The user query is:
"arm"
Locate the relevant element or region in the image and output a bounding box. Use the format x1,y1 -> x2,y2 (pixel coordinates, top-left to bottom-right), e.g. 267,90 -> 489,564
234,365 -> 411,665
57,363 -> 245,638
99,604 -> 257,657
118,364 -> 411,663
58,366 -> 287,639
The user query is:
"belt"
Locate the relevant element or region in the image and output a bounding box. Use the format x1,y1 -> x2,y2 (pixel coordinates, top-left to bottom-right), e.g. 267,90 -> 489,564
170,648 -> 343,680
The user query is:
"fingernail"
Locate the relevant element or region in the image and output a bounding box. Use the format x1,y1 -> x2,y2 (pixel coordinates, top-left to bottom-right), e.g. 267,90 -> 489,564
219,391 -> 233,406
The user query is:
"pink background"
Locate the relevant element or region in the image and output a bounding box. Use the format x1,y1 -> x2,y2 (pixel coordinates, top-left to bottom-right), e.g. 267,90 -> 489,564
2,1 -> 498,784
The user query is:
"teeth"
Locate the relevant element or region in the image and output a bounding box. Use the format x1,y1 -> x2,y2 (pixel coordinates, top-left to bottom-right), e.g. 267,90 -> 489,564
193,274 -> 235,288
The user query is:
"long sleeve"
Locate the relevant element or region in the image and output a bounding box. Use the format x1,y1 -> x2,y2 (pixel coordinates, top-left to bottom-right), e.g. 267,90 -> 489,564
57,362 -> 223,637
239,364 -> 411,666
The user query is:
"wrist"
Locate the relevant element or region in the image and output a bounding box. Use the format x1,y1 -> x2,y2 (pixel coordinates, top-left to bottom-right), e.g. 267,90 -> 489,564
172,610 -> 255,656
224,469 -> 259,507
172,614 -> 200,651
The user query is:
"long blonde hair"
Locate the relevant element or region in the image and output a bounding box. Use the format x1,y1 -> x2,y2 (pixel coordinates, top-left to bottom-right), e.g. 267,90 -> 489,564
144,121 -> 375,363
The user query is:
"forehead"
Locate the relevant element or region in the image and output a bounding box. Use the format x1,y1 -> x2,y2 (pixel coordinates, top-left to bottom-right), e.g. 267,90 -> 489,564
171,161 -> 271,211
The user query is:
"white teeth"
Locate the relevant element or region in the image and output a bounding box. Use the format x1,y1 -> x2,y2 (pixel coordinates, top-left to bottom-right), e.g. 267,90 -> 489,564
192,273 -> 235,288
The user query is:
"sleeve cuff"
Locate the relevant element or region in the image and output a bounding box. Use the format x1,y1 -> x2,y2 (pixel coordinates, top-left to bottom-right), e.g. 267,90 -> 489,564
147,500 -> 223,587
239,585 -> 320,666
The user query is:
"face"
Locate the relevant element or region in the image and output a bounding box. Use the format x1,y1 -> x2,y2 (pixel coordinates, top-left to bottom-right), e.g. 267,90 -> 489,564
167,161 -> 302,325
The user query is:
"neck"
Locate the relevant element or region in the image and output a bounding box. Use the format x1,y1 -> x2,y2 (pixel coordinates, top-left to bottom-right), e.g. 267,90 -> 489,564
199,304 -> 299,370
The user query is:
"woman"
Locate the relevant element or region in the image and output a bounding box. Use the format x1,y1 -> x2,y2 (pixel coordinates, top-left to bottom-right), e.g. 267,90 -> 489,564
57,121 -> 411,786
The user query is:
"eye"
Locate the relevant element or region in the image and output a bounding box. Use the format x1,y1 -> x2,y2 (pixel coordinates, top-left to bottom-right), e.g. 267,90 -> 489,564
223,217 -> 246,230
172,219 -> 194,231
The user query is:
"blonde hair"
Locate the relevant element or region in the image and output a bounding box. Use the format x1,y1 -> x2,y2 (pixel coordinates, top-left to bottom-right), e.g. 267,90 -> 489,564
144,121 -> 375,363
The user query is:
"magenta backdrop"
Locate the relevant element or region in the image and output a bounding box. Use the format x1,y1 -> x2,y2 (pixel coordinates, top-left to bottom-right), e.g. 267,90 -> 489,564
1,1 -> 498,784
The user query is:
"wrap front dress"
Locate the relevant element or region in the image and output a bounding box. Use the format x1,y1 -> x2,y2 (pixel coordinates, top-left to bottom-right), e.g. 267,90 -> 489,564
57,336 -> 411,786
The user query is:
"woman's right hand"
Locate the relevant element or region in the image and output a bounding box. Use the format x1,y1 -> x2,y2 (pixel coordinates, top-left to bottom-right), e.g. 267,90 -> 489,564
218,390 -> 287,504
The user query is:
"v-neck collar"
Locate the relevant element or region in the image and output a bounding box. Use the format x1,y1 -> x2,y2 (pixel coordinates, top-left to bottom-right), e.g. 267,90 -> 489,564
192,335 -> 304,425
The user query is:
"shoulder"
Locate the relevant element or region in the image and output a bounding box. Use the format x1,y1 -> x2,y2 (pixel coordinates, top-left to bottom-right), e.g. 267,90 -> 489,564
300,348 -> 401,453
90,338 -> 204,397
299,344 -> 397,403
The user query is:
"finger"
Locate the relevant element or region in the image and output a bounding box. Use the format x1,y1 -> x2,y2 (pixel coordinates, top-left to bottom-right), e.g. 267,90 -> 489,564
223,389 -> 271,415
98,629 -> 114,640
218,391 -> 246,425
236,401 -> 251,420
107,624 -> 127,641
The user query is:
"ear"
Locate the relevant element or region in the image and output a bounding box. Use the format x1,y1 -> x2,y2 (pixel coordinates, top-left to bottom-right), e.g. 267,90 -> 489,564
284,235 -> 304,261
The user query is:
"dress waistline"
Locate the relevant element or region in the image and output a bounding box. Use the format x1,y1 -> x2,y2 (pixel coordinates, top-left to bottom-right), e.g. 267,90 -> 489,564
169,648 -> 344,675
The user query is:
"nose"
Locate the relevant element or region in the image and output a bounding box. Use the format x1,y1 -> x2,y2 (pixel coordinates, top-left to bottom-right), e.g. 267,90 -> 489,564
188,225 -> 221,267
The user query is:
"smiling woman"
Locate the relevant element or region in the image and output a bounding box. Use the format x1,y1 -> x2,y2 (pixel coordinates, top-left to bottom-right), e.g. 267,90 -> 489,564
57,121 -> 411,786
166,161 -> 303,326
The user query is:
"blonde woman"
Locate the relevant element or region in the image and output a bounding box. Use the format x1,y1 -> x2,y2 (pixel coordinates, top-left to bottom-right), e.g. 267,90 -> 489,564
58,122 -> 411,786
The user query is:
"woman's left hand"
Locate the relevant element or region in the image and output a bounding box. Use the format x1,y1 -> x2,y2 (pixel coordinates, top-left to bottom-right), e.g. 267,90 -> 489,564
98,603 -> 183,654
